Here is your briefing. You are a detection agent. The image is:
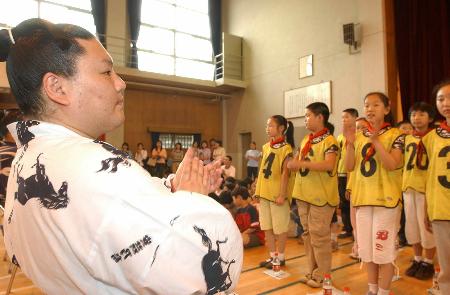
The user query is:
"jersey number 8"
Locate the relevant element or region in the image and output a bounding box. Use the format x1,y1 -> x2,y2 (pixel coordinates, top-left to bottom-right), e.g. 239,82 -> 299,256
360,143 -> 377,177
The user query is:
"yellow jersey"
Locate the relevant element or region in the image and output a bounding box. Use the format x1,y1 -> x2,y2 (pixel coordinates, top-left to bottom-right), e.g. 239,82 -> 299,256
337,134 -> 347,176
351,126 -> 404,207
402,134 -> 428,193
422,127 -> 450,221
255,142 -> 293,202
292,132 -> 339,206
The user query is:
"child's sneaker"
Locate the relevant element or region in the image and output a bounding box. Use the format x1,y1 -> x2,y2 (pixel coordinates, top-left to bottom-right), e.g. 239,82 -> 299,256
299,273 -> 312,283
264,259 -> 285,269
415,261 -> 434,280
306,277 -> 322,288
259,257 -> 272,268
405,260 -> 421,277
349,251 -> 359,260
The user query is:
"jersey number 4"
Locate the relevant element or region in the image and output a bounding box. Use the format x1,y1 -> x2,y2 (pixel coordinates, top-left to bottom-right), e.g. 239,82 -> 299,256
263,152 -> 276,179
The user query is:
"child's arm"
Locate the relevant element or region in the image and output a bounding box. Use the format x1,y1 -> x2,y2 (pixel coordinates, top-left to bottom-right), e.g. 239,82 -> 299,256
345,171 -> 354,201
371,135 -> 403,171
275,157 -> 290,205
344,124 -> 356,172
287,148 -> 301,171
296,152 -> 337,172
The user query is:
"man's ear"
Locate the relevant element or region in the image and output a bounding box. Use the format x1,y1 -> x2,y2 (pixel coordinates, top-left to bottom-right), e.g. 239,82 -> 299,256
41,72 -> 70,106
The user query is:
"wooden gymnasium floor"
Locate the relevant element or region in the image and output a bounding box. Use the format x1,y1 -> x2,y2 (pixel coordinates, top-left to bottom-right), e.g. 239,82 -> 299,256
0,236 -> 433,295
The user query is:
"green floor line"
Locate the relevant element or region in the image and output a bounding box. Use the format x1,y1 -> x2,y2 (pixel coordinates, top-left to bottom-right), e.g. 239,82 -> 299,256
256,260 -> 360,294
241,241 -> 353,273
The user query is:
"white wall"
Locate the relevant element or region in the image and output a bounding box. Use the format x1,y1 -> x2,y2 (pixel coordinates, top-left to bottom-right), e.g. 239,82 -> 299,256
222,0 -> 388,178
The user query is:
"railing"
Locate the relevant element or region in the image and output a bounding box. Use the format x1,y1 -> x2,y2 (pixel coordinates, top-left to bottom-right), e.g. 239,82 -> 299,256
214,52 -> 243,81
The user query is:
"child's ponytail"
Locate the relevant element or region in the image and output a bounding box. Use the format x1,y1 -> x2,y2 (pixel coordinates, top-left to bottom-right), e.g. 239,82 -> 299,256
285,121 -> 295,148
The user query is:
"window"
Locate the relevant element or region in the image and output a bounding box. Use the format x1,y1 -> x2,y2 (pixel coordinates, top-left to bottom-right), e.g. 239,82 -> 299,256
138,0 -> 214,80
159,133 -> 195,149
1,0 -> 95,35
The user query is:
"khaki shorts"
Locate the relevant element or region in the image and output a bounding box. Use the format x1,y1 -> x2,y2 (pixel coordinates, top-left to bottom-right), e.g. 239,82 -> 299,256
259,198 -> 290,235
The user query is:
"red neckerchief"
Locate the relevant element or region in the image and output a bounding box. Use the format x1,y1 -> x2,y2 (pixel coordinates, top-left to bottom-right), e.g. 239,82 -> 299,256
364,122 -> 391,162
300,128 -> 329,159
440,120 -> 450,132
414,129 -> 432,167
270,136 -> 285,147
413,128 -> 432,137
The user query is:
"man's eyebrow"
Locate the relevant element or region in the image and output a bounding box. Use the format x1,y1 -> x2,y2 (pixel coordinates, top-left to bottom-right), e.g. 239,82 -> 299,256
100,59 -> 113,67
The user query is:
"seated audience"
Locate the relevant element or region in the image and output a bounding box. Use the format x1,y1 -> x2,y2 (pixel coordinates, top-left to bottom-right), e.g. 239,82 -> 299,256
221,155 -> 236,178
232,187 -> 265,248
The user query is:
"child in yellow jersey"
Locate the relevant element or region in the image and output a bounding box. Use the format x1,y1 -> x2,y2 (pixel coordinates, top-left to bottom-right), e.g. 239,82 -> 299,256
397,120 -> 414,135
256,115 -> 295,269
287,102 -> 339,288
344,92 -> 404,295
345,117 -> 369,260
336,108 -> 359,240
402,102 -> 436,280
423,80 -> 450,295
396,120 -> 412,249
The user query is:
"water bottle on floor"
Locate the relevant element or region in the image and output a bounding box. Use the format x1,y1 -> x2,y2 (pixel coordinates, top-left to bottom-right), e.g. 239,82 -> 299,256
322,273 -> 332,295
272,253 -> 281,273
427,266 -> 441,295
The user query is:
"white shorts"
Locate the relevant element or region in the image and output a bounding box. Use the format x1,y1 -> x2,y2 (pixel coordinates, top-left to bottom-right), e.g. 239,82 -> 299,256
356,206 -> 400,264
403,189 -> 436,249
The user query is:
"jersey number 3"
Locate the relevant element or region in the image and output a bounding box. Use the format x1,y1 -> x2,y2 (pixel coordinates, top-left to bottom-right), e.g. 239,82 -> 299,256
438,146 -> 450,189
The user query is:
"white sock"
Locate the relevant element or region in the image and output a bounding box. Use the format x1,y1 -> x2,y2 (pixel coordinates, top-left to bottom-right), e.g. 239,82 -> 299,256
368,283 -> 378,293
270,252 -> 276,258
377,288 -> 390,295
414,255 -> 423,262
424,258 -> 434,264
278,253 -> 285,260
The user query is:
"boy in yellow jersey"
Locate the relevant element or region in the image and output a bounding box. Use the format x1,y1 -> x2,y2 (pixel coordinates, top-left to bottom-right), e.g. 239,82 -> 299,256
345,117 -> 369,260
344,93 -> 404,295
402,102 -> 436,280
423,80 -> 450,294
397,120 -> 414,135
396,120 -> 413,248
288,102 -> 339,288
336,108 -> 359,239
256,115 -> 295,269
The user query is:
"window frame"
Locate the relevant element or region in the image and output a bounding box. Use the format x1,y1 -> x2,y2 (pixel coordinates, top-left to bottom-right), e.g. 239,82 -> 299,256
138,0 -> 214,80
158,133 -> 196,149
0,0 -> 95,34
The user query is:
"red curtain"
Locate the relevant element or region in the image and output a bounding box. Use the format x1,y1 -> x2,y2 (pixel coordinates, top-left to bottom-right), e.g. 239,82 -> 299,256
394,0 -> 450,118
